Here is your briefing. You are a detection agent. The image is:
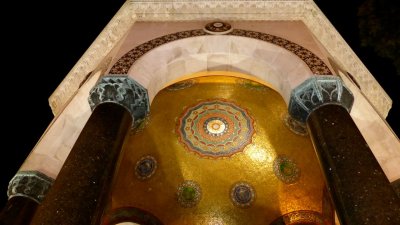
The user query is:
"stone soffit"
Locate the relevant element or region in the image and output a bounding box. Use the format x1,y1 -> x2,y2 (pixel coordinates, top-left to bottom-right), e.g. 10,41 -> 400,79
48,0 -> 392,118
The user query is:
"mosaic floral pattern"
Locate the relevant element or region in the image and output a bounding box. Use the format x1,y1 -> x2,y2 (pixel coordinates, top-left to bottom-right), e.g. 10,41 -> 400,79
110,28 -> 331,75
167,79 -> 196,91
177,180 -> 202,208
204,21 -> 233,34
230,182 -> 255,208
270,210 -> 325,225
177,99 -> 255,158
273,155 -> 301,184
7,171 -> 54,203
135,155 -> 157,180
283,113 -> 308,136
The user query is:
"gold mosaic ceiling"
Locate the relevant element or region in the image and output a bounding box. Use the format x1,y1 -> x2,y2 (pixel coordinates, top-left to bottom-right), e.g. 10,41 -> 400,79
106,75 -> 329,225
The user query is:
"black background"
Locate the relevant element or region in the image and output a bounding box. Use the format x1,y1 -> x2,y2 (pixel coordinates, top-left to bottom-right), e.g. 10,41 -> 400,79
1,0 -> 399,207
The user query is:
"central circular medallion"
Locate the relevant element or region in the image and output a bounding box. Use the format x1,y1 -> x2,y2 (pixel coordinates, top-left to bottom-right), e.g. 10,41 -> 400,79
204,117 -> 228,136
177,99 -> 254,158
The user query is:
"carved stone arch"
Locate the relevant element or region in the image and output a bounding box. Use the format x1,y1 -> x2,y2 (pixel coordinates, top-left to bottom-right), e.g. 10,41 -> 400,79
110,29 -> 332,104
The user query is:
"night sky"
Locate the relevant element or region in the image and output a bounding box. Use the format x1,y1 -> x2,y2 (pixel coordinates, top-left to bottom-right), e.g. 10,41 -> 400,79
1,0 -> 399,207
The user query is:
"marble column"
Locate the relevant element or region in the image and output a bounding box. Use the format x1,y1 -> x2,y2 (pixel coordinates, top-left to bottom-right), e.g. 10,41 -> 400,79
29,76 -> 149,225
393,178 -> 400,198
0,171 -> 53,225
289,76 -> 400,225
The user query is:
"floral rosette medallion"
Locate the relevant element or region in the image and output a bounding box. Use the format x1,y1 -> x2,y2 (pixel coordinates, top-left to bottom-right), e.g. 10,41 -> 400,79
177,99 -> 255,158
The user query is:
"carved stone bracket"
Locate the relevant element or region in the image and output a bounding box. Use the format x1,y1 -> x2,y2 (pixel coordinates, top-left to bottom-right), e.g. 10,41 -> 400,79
8,171 -> 54,203
288,76 -> 354,123
88,75 -> 150,127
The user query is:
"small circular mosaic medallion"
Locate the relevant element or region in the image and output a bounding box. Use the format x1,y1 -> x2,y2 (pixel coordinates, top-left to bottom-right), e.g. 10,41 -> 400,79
167,79 -> 195,91
273,155 -> 300,184
284,114 -> 308,136
177,180 -> 202,208
135,155 -> 157,180
230,182 -> 255,208
131,114 -> 151,135
204,21 -> 233,34
177,99 -> 255,158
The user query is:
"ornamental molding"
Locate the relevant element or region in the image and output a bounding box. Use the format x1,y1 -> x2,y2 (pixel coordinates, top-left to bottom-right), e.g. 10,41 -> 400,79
129,0 -> 307,21
49,0 -> 391,118
88,76 -> 150,126
8,171 -> 54,203
109,28 -> 331,75
288,75 -> 354,123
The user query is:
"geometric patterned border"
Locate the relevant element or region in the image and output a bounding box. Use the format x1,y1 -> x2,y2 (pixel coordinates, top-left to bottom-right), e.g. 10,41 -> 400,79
110,28 -> 331,75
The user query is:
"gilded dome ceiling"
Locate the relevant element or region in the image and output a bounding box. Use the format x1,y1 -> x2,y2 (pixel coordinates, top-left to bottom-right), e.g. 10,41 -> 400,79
105,75 -> 331,225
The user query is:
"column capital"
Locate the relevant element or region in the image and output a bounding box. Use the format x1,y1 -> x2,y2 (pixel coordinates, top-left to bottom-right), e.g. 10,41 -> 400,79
8,171 -> 54,204
288,75 -> 354,123
88,75 -> 150,126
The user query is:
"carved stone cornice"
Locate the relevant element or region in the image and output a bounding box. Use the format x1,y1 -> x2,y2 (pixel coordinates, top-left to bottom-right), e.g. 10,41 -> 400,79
88,76 -> 150,126
129,0 -> 307,21
8,171 -> 54,203
288,75 -> 354,123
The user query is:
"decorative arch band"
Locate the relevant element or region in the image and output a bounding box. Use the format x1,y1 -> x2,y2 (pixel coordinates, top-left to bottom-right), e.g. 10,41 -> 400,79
102,207 -> 163,225
110,29 -> 331,75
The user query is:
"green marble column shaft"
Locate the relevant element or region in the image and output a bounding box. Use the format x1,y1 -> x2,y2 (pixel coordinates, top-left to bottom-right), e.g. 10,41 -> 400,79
30,103 -> 132,225
307,105 -> 400,224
